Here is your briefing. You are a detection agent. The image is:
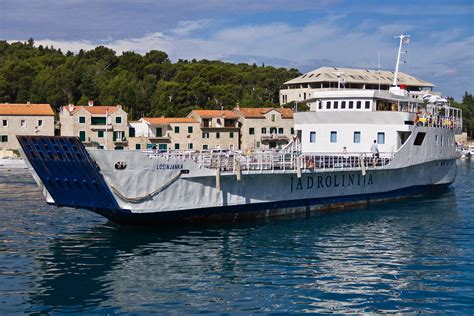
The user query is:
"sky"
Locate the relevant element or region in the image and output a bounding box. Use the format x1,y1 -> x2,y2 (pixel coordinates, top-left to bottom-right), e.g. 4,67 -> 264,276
1,0 -> 473,100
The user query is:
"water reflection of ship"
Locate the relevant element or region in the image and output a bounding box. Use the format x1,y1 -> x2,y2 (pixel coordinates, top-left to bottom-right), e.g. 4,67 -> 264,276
29,189 -> 460,313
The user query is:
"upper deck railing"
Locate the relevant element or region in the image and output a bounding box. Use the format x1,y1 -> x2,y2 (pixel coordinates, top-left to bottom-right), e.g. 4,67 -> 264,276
146,150 -> 394,174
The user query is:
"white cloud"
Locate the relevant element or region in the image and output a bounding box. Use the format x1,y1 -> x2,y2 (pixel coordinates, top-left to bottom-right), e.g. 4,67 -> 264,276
30,16 -> 473,100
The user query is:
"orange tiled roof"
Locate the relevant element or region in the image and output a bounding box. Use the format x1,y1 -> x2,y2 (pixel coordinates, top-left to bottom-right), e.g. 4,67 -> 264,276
190,110 -> 239,119
142,117 -> 198,124
0,103 -> 54,116
63,105 -> 121,115
236,107 -> 293,119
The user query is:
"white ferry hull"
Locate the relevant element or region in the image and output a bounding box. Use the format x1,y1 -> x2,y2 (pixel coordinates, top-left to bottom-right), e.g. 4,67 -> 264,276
17,134 -> 456,225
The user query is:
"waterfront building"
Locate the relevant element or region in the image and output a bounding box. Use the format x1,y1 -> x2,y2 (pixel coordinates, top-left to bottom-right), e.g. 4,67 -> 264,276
280,67 -> 435,106
59,101 -> 128,149
234,107 -> 294,151
0,103 -> 54,153
128,117 -> 200,151
187,110 -> 240,150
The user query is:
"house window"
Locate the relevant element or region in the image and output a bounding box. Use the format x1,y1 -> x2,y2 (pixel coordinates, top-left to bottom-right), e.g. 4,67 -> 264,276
330,131 -> 337,143
256,141 -> 261,148
174,126 -> 180,133
271,114 -> 275,122
79,116 -> 86,124
175,143 -> 180,150
365,101 -> 371,109
129,127 -> 135,137
135,144 -> 141,150
113,131 -> 124,141
341,101 -> 346,109
202,132 -> 209,138
188,126 -> 193,133
356,101 -> 362,109
353,131 -> 361,143
261,127 -> 266,134
216,132 -> 220,139
291,128 -> 294,134
278,128 -> 284,134
249,128 -> 255,135
1,135 -> 8,142
334,101 -> 339,109
326,101 -> 331,109
310,131 -> 316,143
203,144 -> 208,150
188,143 -> 193,149
79,131 -> 86,142
115,116 -> 122,124
2,119 -> 8,126
20,120 -> 26,127
158,144 -> 167,150
156,127 -> 162,137
98,130 -> 104,138
230,132 -> 234,138
377,132 -> 385,144
37,120 -> 43,127
91,117 -> 106,125
349,101 -> 354,109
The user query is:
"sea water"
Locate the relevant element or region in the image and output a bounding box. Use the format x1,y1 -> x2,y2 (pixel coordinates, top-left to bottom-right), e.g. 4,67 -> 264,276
0,161 -> 473,314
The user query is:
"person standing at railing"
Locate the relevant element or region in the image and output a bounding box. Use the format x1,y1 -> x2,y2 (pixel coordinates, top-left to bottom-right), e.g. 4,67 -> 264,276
371,140 -> 379,167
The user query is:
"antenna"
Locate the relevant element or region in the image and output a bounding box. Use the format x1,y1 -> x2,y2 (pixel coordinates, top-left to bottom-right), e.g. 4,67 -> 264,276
333,72 -> 345,91
378,52 -> 381,92
393,34 -> 410,87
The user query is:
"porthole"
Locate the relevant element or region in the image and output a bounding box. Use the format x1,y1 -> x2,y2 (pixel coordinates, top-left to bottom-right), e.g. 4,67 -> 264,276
115,161 -> 127,170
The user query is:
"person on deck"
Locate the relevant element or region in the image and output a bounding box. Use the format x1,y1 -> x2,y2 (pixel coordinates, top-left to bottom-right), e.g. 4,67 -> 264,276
371,140 -> 379,166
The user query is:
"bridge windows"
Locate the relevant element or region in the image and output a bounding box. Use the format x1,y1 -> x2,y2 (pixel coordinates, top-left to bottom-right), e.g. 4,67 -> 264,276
377,132 -> 385,144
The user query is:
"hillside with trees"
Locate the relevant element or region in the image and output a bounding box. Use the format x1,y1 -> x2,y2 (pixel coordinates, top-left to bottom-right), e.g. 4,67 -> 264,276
0,39 -> 300,119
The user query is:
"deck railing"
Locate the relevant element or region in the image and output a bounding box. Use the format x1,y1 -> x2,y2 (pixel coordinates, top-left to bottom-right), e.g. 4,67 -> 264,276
146,150 -> 394,173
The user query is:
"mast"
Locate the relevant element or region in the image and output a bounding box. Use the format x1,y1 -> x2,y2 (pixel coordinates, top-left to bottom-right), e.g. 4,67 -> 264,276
392,34 -> 410,87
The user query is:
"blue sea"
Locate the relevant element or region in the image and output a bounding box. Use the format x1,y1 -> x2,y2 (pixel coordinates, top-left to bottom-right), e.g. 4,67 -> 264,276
0,161 -> 473,314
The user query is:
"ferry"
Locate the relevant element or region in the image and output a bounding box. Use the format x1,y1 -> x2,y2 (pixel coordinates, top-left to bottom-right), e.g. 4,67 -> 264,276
17,35 -> 463,225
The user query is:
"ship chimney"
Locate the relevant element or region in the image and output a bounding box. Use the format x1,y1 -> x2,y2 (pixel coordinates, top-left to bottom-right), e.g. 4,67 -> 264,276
88,100 -> 94,107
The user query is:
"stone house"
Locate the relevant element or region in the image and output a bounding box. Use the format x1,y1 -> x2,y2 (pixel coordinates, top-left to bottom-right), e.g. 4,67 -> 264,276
60,102 -> 129,149
234,107 -> 294,151
187,110 -> 240,150
0,103 -> 55,153
128,117 -> 200,151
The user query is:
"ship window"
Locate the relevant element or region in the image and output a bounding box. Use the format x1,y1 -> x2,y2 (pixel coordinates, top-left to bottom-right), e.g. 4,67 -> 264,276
310,131 -> 316,143
349,101 -> 354,109
377,132 -> 385,144
365,101 -> 371,109
330,131 -> 337,143
318,101 -> 323,110
353,131 -> 361,143
414,132 -> 426,146
334,101 -> 339,109
356,101 -> 362,109
440,135 -> 443,146
341,101 -> 346,109
326,101 -> 331,109
435,135 -> 438,145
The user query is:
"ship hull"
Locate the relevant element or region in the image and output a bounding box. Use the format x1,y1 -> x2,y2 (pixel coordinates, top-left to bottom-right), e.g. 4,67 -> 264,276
92,183 -> 451,225
16,135 -> 457,226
